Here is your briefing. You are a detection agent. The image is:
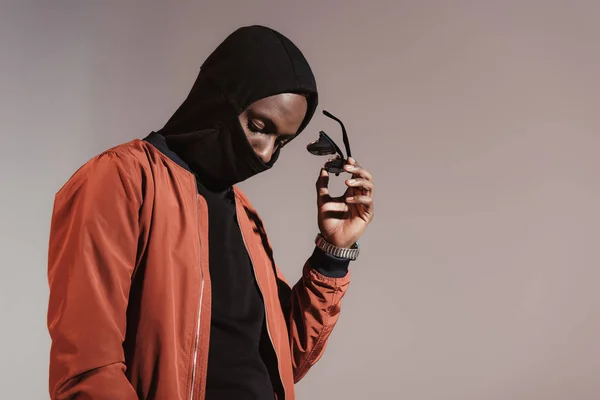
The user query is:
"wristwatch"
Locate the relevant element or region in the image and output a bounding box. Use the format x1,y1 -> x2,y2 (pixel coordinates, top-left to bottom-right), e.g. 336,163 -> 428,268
315,233 -> 360,260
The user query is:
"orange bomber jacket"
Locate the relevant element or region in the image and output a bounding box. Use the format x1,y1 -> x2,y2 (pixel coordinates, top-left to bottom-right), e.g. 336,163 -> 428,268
47,138 -> 351,400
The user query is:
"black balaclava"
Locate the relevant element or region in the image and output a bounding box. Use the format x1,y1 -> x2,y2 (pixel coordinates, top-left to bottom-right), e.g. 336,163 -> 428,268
156,25 -> 318,191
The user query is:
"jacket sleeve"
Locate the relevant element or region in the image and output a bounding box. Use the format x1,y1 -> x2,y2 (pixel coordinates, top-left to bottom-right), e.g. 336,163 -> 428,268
276,247 -> 351,383
47,151 -> 142,399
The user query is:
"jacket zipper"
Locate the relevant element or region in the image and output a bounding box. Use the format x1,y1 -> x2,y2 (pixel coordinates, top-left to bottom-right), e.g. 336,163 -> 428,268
190,182 -> 205,400
235,210 -> 286,400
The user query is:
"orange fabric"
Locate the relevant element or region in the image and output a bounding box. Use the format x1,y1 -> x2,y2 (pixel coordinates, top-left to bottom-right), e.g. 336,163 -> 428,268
47,139 -> 350,400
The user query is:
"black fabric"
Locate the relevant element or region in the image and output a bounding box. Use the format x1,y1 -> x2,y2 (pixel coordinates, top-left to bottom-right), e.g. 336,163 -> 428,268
198,184 -> 275,400
155,25 -> 318,192
309,246 -> 351,278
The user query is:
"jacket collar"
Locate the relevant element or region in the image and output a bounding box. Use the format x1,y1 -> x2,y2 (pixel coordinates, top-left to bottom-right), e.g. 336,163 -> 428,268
144,132 -> 193,174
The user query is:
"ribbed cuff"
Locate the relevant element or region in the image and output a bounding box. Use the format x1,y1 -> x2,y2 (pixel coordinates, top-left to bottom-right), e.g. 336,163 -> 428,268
309,246 -> 351,278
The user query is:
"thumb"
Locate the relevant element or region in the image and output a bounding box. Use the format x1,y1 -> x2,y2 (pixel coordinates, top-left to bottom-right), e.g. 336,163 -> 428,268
316,168 -> 330,199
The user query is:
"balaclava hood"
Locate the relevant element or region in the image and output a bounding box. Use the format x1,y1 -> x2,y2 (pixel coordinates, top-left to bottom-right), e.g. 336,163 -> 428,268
155,25 -> 318,191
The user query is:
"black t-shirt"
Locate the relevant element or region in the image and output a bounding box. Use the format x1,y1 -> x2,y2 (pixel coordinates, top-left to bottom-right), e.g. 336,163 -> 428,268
199,183 -> 275,400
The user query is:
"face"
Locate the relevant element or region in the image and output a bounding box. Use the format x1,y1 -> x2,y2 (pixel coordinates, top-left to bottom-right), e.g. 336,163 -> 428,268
238,93 -> 308,163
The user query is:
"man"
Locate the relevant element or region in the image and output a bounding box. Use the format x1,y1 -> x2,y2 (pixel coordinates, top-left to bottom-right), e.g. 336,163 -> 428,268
47,25 -> 375,400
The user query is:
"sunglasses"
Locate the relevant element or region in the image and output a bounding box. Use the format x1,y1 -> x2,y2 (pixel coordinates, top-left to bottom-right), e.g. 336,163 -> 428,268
306,110 -> 352,175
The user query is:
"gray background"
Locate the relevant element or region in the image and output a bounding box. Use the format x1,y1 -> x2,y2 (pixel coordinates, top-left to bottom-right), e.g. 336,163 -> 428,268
1,1 -> 599,399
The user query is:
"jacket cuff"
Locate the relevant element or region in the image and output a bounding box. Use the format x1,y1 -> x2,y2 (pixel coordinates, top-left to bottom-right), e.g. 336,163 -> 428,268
309,246 -> 351,278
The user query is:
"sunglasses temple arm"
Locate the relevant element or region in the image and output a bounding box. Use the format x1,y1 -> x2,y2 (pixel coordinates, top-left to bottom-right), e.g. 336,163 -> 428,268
322,110 -> 352,158
340,121 -> 351,159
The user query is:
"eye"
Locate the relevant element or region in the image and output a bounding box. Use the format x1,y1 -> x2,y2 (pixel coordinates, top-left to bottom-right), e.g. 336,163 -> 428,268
247,120 -> 265,134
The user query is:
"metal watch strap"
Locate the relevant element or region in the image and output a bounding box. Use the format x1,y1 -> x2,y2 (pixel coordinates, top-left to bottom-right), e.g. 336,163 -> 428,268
315,234 -> 360,260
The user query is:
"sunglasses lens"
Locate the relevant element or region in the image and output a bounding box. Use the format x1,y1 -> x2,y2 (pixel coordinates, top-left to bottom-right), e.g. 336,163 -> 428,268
306,133 -> 337,156
325,157 -> 345,174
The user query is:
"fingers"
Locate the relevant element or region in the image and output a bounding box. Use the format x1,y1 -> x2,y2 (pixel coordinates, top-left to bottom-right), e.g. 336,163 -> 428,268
344,158 -> 374,196
346,194 -> 375,218
344,158 -> 375,218
345,177 -> 374,193
344,157 -> 373,181
316,168 -> 330,199
345,195 -> 373,205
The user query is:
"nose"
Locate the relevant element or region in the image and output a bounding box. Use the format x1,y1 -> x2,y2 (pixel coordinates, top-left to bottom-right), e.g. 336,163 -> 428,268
254,137 -> 277,164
